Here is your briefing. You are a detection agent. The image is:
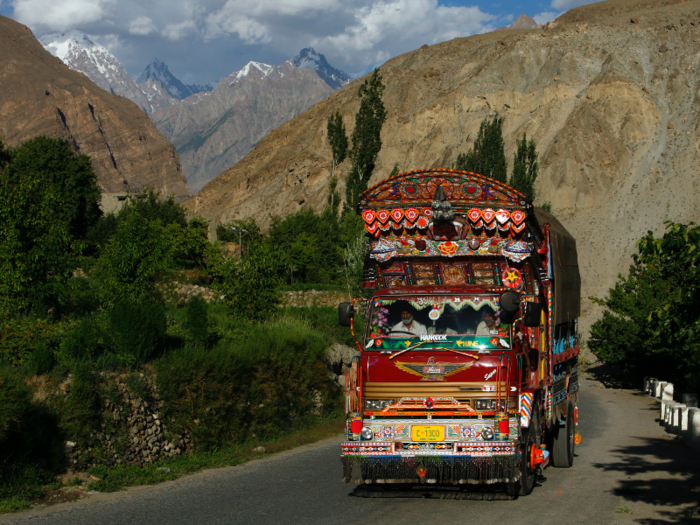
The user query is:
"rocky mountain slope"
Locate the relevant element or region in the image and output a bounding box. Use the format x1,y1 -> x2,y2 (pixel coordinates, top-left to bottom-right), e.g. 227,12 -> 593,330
40,31 -> 180,115
152,61 -> 335,192
1,16 -> 189,198
187,0 -> 700,333
137,59 -> 213,100
494,14 -> 540,31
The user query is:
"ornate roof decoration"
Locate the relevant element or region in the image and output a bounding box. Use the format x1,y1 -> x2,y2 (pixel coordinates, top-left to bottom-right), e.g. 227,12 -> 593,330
359,169 -> 527,211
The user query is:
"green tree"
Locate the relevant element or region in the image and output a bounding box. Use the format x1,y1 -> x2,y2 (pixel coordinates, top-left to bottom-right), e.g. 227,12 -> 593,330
217,218 -> 263,255
170,217 -> 222,271
94,212 -> 172,305
117,189 -> 187,228
345,69 -> 387,210
0,142 -> 81,315
267,207 -> 343,284
455,114 -> 507,183
217,244 -> 283,321
327,111 -> 348,215
589,222 -> 700,392
7,136 -> 101,238
508,133 -> 539,202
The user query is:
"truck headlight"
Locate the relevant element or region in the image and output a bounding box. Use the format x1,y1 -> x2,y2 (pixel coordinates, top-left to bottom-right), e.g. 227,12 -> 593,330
360,427 -> 374,440
481,427 -> 494,440
364,399 -> 394,410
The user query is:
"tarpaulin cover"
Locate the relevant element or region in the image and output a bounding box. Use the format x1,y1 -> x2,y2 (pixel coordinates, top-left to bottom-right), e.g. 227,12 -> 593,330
533,208 -> 580,324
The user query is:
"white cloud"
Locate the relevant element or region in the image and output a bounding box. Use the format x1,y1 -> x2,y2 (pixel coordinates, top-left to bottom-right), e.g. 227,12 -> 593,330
161,19 -> 197,41
128,16 -> 156,35
533,11 -> 559,25
13,0 -> 114,30
318,0 -> 494,61
13,0 -> 498,84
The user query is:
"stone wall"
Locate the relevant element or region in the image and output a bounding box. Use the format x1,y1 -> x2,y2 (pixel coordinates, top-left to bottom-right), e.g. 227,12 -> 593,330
63,372 -> 193,474
281,290 -> 353,308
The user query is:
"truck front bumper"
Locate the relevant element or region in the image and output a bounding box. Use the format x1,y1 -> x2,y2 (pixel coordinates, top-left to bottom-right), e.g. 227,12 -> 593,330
341,441 -> 521,484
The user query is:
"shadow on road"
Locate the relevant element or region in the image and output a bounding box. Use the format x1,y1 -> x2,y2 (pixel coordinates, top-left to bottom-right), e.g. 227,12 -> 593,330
348,479 -> 549,500
593,437 -> 700,524
585,362 -> 634,389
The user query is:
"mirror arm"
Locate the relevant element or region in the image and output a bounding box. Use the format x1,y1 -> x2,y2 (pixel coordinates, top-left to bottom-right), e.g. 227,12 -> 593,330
349,298 -> 364,353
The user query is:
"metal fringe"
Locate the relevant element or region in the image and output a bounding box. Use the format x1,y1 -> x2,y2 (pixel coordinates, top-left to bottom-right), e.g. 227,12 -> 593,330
341,455 -> 520,484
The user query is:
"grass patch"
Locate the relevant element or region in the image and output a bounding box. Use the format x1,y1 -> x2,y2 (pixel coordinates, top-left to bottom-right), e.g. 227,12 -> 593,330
87,416 -> 344,493
615,507 -> 633,514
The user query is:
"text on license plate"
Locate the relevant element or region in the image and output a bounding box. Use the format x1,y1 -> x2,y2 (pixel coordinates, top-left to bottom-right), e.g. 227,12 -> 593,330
411,425 -> 444,442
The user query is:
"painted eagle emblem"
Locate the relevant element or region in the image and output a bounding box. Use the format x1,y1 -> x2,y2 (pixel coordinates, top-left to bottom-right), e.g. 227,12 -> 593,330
394,356 -> 474,381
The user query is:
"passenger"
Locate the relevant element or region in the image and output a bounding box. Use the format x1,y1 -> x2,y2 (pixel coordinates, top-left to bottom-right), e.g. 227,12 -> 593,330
391,309 -> 427,335
475,309 -> 497,335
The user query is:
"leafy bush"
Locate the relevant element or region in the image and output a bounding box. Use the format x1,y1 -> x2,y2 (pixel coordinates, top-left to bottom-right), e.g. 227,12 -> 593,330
155,316 -> 337,450
0,366 -> 32,444
184,296 -> 210,348
58,314 -> 109,364
0,317 -> 61,366
110,302 -> 167,364
57,361 -> 101,450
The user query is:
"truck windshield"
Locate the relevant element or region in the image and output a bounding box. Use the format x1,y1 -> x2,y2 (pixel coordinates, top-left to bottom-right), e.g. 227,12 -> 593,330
368,295 -> 510,343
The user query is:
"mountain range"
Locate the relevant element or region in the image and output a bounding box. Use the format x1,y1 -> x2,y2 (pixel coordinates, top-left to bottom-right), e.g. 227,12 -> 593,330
40,31 -> 179,115
151,60 -> 335,192
39,34 -> 351,190
136,58 -> 213,100
0,16 -> 189,198
186,0 -> 700,336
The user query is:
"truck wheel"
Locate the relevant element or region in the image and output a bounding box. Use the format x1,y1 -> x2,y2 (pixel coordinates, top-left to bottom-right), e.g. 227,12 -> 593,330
551,402 -> 575,468
506,408 -> 539,497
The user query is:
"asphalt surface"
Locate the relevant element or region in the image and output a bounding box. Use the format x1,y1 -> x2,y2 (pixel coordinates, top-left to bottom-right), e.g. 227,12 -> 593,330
2,376 -> 699,525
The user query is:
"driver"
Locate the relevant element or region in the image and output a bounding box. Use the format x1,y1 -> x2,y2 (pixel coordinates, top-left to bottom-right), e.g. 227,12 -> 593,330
475,309 -> 497,335
392,308 -> 427,335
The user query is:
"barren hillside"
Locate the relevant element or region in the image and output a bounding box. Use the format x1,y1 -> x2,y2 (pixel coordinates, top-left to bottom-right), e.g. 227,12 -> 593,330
188,0 -> 700,333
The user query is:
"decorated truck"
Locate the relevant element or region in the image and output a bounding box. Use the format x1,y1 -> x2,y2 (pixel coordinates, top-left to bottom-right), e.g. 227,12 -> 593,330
338,169 -> 580,496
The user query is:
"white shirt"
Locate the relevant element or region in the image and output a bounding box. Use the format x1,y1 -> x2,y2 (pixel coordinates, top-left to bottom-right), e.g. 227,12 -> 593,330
476,321 -> 494,335
391,319 -> 427,335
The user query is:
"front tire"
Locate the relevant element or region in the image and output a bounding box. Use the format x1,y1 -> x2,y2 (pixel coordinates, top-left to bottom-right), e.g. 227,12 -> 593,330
551,402 -> 575,468
506,407 -> 539,497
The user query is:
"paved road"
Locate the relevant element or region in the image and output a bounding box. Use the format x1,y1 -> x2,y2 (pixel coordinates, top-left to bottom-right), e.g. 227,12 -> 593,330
2,377 -> 699,525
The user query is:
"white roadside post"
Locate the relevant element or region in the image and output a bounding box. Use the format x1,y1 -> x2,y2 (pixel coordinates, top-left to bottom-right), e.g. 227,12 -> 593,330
655,381 -> 667,400
689,408 -> 700,445
662,383 -> 674,401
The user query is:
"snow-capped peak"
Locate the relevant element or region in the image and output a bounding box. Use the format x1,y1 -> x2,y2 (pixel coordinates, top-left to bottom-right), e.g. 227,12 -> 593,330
40,30 -> 104,58
136,58 -> 212,100
290,47 -> 350,90
234,61 -> 274,81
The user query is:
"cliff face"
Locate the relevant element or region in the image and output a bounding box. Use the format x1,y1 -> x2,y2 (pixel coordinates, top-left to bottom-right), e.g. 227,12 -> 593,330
0,16 -> 189,198
152,61 -> 334,192
187,0 -> 700,333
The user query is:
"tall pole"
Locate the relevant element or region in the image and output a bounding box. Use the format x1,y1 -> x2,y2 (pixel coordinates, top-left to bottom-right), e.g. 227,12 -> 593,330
231,227 -> 248,257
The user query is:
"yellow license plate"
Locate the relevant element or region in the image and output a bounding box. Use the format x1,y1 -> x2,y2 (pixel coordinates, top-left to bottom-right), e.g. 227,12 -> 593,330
412,425 -> 444,442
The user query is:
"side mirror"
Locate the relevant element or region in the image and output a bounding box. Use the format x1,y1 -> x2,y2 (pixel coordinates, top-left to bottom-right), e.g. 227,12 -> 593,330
523,302 -> 542,327
338,303 -> 354,327
499,291 -> 521,313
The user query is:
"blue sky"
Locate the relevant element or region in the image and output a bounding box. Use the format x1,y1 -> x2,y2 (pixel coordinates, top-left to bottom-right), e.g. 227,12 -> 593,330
0,0 -> 595,84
